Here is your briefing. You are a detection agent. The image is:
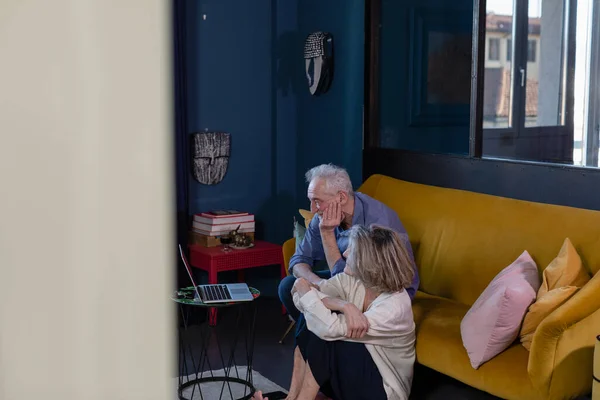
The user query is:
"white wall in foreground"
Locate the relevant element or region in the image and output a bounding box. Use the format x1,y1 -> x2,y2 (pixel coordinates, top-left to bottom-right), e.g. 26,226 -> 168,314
0,1 -> 174,399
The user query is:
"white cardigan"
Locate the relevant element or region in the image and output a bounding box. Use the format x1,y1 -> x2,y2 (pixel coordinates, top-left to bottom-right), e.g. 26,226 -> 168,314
292,273 -> 416,400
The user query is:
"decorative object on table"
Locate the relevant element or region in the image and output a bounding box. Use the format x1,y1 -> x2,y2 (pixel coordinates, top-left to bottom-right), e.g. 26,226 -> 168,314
190,210 -> 255,248
230,229 -> 254,249
594,334 -> 599,400
222,224 -> 254,251
191,131 -> 231,185
219,233 -> 234,252
303,31 -> 334,96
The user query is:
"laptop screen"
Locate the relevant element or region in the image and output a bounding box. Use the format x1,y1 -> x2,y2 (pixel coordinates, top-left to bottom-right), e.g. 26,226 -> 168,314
178,245 -> 201,299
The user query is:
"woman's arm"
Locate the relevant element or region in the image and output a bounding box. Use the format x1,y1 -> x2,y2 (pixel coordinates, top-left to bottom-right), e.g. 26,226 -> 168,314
296,290 -> 412,345
293,276 -> 370,339
317,273 -> 349,299
293,288 -> 348,339
321,297 -> 370,339
293,276 -> 352,314
320,296 -> 347,312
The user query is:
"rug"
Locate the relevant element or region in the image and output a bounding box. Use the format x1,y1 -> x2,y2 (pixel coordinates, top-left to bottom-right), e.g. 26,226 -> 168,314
176,366 -> 287,400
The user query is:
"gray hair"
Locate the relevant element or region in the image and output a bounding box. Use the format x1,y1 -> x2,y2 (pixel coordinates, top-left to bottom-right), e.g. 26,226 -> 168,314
346,225 -> 415,294
305,164 -> 353,195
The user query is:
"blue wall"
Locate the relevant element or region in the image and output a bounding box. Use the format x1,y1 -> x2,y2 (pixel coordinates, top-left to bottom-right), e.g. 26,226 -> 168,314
295,0 -> 365,198
184,0 -> 364,245
185,0 -> 285,243
181,0 -> 364,296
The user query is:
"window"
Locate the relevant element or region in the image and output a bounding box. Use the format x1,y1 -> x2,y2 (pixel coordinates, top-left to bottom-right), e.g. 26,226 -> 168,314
527,39 -> 536,62
368,0 -> 600,169
482,0 -> 580,164
489,38 -> 500,60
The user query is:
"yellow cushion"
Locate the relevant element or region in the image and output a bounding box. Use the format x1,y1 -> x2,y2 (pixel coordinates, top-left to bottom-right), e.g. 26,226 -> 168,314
413,292 -> 543,400
539,238 -> 590,297
298,209 -> 315,229
520,238 -> 591,350
520,286 -> 579,350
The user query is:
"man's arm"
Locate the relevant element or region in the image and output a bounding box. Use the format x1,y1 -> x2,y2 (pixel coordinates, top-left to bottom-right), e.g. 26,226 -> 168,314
289,215 -> 326,284
292,263 -> 322,284
320,230 -> 343,273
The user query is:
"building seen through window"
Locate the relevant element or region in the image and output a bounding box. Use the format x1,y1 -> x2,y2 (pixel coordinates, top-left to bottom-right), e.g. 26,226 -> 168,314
483,0 -> 599,167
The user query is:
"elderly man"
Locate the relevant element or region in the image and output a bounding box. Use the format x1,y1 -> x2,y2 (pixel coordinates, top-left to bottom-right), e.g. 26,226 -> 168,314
278,164 -> 419,323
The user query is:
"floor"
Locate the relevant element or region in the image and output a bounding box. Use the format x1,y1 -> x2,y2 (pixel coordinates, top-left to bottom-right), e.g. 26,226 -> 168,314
176,297 -> 512,400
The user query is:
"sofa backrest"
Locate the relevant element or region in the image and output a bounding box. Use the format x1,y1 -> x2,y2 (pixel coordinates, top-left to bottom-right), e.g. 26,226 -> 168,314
358,174 -> 600,306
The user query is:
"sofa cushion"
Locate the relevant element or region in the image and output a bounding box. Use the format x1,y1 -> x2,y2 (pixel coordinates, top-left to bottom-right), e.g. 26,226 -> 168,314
539,238 -> 590,297
520,286 -> 579,351
298,209 -> 314,229
520,238 -> 590,350
414,292 -> 543,400
460,251 -> 539,369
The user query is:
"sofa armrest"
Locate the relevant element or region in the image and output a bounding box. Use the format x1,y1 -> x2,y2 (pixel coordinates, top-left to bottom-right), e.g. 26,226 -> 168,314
282,238 -> 296,276
528,271 -> 600,399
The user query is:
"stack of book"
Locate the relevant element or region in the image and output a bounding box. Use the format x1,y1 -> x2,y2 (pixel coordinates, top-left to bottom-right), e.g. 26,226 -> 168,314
190,210 -> 255,247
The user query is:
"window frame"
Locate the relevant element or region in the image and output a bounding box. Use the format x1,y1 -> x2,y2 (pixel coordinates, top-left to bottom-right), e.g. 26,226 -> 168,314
364,0 -> 587,169
481,0 -> 576,164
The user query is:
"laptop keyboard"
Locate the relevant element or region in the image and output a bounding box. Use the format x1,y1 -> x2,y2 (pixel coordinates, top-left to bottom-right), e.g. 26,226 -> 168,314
199,285 -> 232,302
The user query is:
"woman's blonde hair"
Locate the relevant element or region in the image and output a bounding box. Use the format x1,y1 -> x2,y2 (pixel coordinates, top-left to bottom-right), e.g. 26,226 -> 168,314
346,225 -> 415,293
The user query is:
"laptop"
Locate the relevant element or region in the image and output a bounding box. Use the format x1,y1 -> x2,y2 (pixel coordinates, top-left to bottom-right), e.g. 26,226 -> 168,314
178,245 -> 254,304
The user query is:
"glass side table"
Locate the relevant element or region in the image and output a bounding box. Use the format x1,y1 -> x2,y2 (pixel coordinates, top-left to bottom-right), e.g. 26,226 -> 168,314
171,286 -> 260,400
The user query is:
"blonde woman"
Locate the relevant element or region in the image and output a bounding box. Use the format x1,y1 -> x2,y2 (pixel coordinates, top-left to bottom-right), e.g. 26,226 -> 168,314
254,225 -> 416,400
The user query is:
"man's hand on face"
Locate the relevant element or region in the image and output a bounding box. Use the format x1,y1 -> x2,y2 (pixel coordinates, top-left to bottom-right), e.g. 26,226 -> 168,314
318,200 -> 343,232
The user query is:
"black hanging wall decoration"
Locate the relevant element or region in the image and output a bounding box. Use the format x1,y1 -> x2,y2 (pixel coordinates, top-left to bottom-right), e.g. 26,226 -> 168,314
303,31 -> 334,96
191,131 -> 231,185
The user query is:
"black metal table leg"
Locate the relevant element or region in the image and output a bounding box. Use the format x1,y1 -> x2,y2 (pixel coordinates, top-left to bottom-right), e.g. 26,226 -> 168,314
177,301 -> 257,400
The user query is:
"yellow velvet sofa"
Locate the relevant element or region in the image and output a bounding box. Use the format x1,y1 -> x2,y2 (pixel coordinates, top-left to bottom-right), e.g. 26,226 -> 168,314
282,174 -> 600,400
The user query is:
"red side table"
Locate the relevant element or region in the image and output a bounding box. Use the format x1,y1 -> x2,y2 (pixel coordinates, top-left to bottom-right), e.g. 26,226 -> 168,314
188,240 -> 286,325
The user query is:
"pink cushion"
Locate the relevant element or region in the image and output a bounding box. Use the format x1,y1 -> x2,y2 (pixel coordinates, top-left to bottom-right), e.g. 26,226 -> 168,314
460,251 -> 540,369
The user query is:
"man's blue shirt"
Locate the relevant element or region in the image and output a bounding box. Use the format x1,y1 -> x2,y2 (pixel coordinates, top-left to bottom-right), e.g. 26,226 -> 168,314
289,192 -> 420,299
